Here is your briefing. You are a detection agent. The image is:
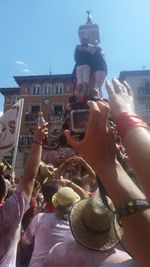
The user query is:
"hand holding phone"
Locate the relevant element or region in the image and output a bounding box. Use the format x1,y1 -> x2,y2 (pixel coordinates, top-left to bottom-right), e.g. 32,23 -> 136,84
71,109 -> 90,133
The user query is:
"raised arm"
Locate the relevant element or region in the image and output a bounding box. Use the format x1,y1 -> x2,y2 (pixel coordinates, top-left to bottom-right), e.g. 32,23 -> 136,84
66,156 -> 96,179
64,100 -> 150,267
65,156 -> 97,191
106,78 -> 150,200
18,123 -> 48,201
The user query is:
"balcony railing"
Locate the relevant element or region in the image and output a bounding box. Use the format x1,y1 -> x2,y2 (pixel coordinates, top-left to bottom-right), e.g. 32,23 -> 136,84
24,112 -> 65,123
49,112 -> 65,122
24,113 -> 37,122
19,135 -> 33,146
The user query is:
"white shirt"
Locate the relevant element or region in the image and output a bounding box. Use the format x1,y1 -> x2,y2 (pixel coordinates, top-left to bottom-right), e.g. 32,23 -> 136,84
22,212 -> 73,267
44,240 -> 136,267
0,190 -> 29,267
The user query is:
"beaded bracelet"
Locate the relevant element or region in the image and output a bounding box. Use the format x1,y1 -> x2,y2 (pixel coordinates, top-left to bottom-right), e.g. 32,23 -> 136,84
115,112 -> 150,139
116,199 -> 150,225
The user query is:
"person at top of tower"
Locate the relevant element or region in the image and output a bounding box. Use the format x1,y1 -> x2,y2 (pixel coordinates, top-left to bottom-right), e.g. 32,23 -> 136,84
73,11 -> 107,102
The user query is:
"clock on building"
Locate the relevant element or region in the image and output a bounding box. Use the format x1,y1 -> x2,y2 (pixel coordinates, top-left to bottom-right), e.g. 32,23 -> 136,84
43,99 -> 50,105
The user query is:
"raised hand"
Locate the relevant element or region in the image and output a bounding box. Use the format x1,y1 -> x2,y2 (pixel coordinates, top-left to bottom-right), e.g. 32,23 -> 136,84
64,101 -> 116,177
106,78 -> 135,120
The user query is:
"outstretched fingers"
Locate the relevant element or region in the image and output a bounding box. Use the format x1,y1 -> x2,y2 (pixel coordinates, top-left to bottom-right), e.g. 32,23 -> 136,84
112,78 -> 126,94
123,81 -> 133,96
105,79 -> 115,97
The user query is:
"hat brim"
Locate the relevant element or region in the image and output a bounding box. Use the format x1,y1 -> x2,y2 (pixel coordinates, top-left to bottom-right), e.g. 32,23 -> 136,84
69,199 -> 123,251
52,192 -> 59,208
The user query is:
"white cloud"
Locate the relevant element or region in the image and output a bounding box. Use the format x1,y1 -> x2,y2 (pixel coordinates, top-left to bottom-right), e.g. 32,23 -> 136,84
0,111 -> 3,117
16,60 -> 25,65
21,68 -> 30,73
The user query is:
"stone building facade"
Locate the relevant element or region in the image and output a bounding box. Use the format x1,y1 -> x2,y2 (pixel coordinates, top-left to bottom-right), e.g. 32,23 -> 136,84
119,70 -> 150,124
0,74 -> 73,177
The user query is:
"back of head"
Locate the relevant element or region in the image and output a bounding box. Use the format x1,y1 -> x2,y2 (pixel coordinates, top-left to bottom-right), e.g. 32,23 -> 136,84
41,181 -> 59,203
52,187 -> 81,216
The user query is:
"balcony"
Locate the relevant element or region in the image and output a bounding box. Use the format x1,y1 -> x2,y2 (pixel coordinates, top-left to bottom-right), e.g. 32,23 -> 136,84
19,135 -> 33,147
24,113 -> 37,124
49,112 -> 65,123
18,134 -> 60,149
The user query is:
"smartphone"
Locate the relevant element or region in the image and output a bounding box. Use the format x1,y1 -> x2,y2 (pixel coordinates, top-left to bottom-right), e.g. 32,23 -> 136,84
71,109 -> 90,133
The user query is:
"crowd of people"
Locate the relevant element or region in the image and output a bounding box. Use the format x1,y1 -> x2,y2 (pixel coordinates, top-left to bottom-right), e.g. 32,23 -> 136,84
0,78 -> 150,267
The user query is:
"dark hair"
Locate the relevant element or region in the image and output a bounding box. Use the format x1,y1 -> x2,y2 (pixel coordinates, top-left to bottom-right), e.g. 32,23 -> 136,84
0,175 -> 7,200
41,181 -> 59,203
57,134 -> 67,146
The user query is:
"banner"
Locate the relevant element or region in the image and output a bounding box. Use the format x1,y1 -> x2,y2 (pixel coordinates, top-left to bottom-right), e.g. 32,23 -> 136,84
0,99 -> 24,156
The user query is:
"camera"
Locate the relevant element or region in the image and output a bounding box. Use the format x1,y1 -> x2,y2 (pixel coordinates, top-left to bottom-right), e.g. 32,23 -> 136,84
71,109 -> 90,133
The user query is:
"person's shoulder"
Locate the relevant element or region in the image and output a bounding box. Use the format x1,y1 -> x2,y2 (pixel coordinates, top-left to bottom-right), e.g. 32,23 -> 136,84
3,188 -> 27,207
36,211 -> 56,222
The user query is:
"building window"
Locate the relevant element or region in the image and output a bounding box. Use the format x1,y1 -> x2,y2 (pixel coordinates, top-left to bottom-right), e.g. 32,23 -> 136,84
138,87 -> 144,96
53,104 -> 63,114
146,103 -> 150,110
53,83 -> 64,95
42,84 -> 52,95
25,105 -> 40,121
31,84 -> 41,95
145,87 -> 150,95
138,81 -> 150,96
11,95 -> 20,104
49,104 -> 64,121
30,105 -> 40,114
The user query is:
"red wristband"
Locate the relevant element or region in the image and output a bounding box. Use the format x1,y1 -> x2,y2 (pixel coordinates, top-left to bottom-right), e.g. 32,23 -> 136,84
116,112 -> 150,139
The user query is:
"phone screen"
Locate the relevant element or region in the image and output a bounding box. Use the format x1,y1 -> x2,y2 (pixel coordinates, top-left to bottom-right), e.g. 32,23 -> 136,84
71,109 -> 90,133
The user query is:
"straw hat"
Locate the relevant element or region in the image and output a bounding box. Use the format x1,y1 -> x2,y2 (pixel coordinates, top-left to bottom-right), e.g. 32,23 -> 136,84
39,161 -> 57,178
52,187 -> 80,210
69,194 -> 123,251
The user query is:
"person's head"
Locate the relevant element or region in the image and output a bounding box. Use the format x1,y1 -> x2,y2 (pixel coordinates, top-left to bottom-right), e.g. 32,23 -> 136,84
57,134 -> 67,147
0,175 -> 8,202
69,193 -> 123,251
41,181 -> 59,203
52,186 -> 80,218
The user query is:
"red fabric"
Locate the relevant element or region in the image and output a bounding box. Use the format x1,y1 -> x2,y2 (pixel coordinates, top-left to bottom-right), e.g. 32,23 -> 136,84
116,112 -> 150,139
45,202 -> 56,213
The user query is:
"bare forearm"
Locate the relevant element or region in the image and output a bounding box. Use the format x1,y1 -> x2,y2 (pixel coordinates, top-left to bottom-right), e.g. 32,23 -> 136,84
123,127 -> 150,200
79,157 -> 96,179
99,160 -> 145,209
23,143 -> 42,180
18,143 -> 42,197
122,210 -> 150,267
99,161 -> 150,267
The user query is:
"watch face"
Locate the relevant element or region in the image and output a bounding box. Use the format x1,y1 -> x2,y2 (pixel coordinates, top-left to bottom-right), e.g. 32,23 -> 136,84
43,99 -> 49,105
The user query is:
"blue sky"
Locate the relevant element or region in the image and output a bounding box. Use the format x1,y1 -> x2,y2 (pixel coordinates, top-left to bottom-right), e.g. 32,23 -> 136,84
0,0 -> 150,112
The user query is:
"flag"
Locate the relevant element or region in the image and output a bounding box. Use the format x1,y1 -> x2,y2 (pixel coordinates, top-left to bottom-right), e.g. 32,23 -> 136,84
0,99 -> 24,155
